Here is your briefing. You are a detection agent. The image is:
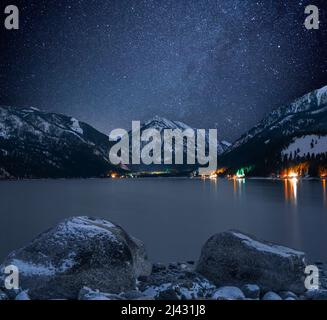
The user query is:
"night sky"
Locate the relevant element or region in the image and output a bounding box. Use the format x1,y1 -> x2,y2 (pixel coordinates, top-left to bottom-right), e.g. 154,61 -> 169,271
1,0 -> 326,141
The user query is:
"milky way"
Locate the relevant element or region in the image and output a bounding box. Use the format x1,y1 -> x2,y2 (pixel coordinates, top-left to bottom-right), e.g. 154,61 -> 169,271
1,0 -> 326,140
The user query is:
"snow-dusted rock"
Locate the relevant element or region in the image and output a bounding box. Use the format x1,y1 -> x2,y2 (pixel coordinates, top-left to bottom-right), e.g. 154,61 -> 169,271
242,284 -> 260,300
78,287 -> 124,301
120,290 -> 153,300
212,286 -> 245,300
262,292 -> 282,300
0,217 -> 152,300
1,288 -> 21,300
196,231 -> 307,294
15,290 -> 31,300
78,287 -> 153,301
154,287 -> 181,300
138,262 -> 216,300
279,291 -> 298,300
0,290 -> 8,300
141,277 -> 215,301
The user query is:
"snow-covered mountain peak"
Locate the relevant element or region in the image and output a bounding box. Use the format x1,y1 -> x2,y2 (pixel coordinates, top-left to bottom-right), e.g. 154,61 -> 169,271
228,85 -> 327,151
144,116 -> 191,131
0,105 -> 118,178
0,106 -> 88,141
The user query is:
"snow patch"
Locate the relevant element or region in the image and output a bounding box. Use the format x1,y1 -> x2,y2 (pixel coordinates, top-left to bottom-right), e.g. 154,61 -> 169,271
57,252 -> 77,272
11,259 -> 55,276
212,286 -> 245,300
70,118 -> 84,134
0,122 -> 9,139
317,85 -> 327,106
54,217 -> 117,243
142,283 -> 172,298
282,135 -> 327,158
232,232 -> 304,258
15,291 -> 31,300
221,140 -> 232,147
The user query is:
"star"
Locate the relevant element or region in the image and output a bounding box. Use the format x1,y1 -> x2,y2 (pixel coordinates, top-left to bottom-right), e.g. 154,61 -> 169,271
0,0 -> 325,141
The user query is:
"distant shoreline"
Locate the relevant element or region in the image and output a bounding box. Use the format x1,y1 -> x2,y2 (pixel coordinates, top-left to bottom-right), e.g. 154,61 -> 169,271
0,176 -> 326,182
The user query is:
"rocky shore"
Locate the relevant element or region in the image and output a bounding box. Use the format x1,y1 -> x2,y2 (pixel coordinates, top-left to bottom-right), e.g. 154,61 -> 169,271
0,216 -> 326,300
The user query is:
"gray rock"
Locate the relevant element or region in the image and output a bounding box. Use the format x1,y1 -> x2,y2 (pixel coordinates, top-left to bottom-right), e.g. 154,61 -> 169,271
139,262 -> 216,300
0,290 -> 9,300
141,279 -> 215,301
120,290 -> 150,300
1,288 -> 21,300
196,231 -> 307,294
304,289 -> 327,300
152,263 -> 166,273
0,217 -> 152,300
279,291 -> 298,300
168,263 -> 180,271
15,290 -> 30,300
156,288 -> 181,300
242,284 -> 260,300
212,286 -> 245,300
78,287 -> 124,300
262,291 -> 282,300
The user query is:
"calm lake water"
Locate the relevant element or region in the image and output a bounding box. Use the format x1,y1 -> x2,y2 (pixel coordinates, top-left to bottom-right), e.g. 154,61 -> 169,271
0,178 -> 326,263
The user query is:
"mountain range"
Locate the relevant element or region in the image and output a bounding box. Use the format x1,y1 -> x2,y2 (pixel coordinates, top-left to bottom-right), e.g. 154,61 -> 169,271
0,106 -> 119,178
0,85 -> 326,179
219,85 -> 327,176
125,116 -> 230,174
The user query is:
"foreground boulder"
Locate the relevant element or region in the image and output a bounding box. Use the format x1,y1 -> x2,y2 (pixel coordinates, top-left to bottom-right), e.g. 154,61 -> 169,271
15,291 -> 31,300
212,286 -> 245,300
242,284 -> 260,300
0,217 -> 152,300
0,290 -> 8,300
196,231 -> 307,294
78,287 -> 124,300
138,262 -> 216,300
279,291 -> 298,300
262,292 -> 282,300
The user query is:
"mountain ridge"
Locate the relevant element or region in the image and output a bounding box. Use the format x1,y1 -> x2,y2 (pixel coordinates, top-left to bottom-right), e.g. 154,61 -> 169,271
125,115 -> 230,174
0,105 -> 119,178
227,85 -> 327,152
220,85 -> 327,176
1,84 -> 326,179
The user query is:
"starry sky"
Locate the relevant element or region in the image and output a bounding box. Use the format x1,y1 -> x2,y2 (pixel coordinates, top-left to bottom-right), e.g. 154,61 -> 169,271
1,0 -> 326,140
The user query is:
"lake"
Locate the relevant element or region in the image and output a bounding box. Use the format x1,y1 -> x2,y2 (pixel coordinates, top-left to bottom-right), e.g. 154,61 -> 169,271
0,178 -> 326,263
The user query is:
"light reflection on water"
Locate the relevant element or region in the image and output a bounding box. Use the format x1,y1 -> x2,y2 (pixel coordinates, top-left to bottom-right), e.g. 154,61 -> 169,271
283,178 -> 299,206
323,179 -> 327,207
233,178 -> 246,198
231,178 -> 326,208
0,178 -> 326,263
